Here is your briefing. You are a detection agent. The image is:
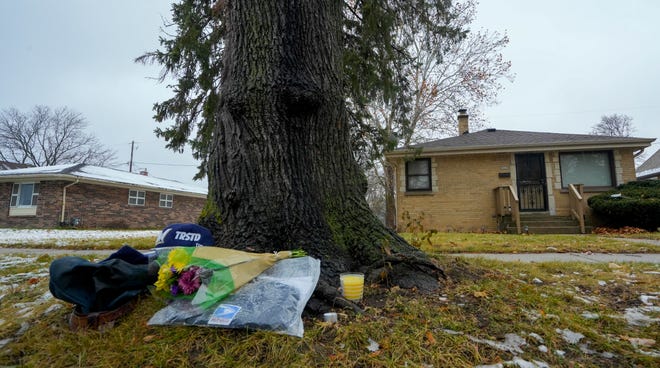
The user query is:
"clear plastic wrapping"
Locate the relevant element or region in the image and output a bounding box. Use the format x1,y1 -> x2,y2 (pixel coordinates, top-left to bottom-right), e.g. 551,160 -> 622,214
148,256 -> 320,337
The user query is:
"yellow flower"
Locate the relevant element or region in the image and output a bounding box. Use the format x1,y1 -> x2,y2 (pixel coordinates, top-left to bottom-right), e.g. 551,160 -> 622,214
155,264 -> 173,291
168,247 -> 192,272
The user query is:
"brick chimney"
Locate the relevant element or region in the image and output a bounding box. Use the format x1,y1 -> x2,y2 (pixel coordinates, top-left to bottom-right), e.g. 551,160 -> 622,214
458,109 -> 469,135
139,169 -> 148,176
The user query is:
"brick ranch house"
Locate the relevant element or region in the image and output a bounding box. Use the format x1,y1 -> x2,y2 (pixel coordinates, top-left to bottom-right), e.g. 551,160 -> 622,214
0,163 -> 207,229
385,110 -> 655,234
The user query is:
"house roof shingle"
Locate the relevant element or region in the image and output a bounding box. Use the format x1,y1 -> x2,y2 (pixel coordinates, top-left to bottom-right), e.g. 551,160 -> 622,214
0,161 -> 32,170
0,164 -> 207,197
388,129 -> 655,157
636,149 -> 660,179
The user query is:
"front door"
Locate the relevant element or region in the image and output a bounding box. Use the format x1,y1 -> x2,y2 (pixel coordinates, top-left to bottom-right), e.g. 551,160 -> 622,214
515,153 -> 547,211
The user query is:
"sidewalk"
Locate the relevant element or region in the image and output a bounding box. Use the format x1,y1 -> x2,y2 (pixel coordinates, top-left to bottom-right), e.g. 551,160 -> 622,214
609,237 -> 660,247
450,252 -> 660,263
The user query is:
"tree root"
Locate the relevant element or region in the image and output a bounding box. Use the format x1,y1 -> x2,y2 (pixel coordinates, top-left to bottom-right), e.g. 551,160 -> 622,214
307,252 -> 445,314
314,280 -> 365,314
369,253 -> 446,280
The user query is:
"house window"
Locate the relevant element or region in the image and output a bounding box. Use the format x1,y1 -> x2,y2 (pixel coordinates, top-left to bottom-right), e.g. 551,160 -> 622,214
128,189 -> 146,206
560,151 -> 614,188
159,193 -> 173,208
9,182 -> 40,216
10,182 -> 39,207
406,158 -> 432,191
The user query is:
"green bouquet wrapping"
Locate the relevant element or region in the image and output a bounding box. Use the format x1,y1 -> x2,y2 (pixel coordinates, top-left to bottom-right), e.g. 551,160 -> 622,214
154,246 -> 305,309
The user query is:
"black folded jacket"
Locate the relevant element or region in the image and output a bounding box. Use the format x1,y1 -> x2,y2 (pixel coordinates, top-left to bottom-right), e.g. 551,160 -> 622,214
49,254 -> 157,314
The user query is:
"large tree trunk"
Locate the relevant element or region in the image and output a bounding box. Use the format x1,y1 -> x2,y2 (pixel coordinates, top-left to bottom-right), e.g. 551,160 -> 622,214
384,161 -> 397,230
201,0 -> 442,306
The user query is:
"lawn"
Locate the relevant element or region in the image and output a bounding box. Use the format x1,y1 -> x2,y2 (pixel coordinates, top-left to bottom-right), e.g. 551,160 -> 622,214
0,248 -> 659,367
0,228 -> 158,250
2,229 -> 658,255
399,232 -> 660,254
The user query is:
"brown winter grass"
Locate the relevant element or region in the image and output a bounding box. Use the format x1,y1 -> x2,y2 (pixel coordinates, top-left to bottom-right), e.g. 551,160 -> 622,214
400,232 -> 660,254
3,232 -> 659,254
0,236 -> 156,250
1,251 -> 659,367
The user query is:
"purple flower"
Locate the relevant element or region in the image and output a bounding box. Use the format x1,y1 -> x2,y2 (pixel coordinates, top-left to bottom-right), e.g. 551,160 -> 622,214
170,283 -> 180,296
178,266 -> 202,295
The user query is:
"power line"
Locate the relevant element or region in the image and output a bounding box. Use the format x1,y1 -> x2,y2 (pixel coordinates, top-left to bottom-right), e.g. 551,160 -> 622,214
133,161 -> 198,167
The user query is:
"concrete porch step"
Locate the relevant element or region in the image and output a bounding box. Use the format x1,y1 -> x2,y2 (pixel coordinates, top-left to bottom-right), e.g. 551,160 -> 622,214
524,225 -> 589,235
505,214 -> 590,234
519,219 -> 579,227
507,225 -> 590,234
519,214 -> 572,220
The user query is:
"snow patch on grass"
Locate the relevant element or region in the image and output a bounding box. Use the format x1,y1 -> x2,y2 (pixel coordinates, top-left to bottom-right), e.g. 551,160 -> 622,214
623,306 -> 660,326
0,271 -> 48,293
0,228 -> 159,246
474,357 -> 550,368
556,328 -> 584,344
0,255 -> 38,268
467,333 -> 527,354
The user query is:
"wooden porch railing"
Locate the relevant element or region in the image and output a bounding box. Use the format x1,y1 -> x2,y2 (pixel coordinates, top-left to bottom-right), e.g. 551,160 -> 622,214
568,183 -> 586,234
495,185 -> 521,234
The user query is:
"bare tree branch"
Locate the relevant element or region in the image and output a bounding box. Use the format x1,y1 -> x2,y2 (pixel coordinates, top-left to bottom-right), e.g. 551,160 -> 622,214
0,106 -> 117,167
362,1 -> 514,221
590,114 -> 635,137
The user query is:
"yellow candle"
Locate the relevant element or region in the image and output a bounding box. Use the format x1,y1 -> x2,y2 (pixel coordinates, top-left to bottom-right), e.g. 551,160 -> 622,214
340,273 -> 364,301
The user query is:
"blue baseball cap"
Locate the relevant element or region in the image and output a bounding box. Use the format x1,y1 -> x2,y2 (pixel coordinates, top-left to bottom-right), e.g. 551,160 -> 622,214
155,223 -> 214,248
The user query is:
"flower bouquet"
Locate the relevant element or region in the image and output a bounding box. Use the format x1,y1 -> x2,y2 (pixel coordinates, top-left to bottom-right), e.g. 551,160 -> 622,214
154,247 -> 305,309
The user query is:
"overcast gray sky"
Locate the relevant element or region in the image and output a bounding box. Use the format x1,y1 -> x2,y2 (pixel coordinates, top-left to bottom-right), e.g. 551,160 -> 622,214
473,1 -> 660,153
0,1 -> 193,184
1,1 -> 658,188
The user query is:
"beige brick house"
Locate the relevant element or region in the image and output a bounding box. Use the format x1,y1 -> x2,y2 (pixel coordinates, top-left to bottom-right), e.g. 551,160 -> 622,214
385,111 -> 655,233
0,163 -> 207,229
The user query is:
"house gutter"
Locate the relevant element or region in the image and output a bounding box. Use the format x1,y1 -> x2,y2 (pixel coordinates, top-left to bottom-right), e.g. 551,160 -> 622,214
61,179 -> 79,224
385,140 -> 655,159
0,173 -> 207,198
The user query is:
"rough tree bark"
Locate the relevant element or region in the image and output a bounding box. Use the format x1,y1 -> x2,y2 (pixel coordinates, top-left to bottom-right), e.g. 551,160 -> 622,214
384,162 -> 397,230
201,0 -> 443,309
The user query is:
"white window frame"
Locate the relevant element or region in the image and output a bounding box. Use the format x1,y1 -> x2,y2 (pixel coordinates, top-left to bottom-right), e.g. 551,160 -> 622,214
128,189 -> 146,206
159,193 -> 173,208
9,182 -> 40,216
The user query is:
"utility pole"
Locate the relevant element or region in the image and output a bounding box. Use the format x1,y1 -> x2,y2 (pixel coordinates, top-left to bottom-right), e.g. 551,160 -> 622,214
129,140 -> 134,172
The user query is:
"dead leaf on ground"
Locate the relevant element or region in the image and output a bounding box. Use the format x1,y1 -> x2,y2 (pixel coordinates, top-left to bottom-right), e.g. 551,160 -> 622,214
329,353 -> 345,361
473,291 -> 488,298
143,335 -> 157,343
425,331 -> 436,344
369,350 -> 382,357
